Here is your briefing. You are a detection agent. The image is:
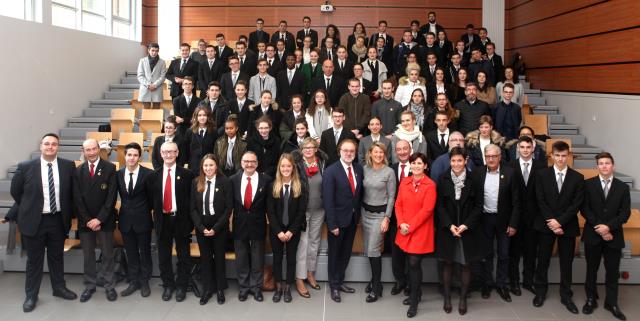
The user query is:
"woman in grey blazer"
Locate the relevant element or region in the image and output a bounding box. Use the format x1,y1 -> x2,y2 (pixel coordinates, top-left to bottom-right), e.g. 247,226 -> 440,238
136,43 -> 167,106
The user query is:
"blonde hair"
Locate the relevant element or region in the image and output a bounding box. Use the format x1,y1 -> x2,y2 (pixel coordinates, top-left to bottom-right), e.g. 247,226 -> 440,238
405,62 -> 421,76
272,154 -> 302,198
365,142 -> 389,167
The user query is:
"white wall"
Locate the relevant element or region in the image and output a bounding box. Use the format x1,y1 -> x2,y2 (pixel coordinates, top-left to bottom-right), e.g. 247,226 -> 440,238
543,91 -> 640,183
0,15 -> 144,177
482,0 -> 505,56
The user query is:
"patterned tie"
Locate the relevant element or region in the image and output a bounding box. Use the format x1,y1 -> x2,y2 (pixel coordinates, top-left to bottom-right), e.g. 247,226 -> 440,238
522,162 -> 530,186
47,163 -> 56,213
557,172 -> 564,192
244,177 -> 253,209
180,59 -> 186,71
282,184 -> 290,226
232,73 -> 238,85
163,169 -> 172,213
204,181 -> 212,215
347,166 -> 356,195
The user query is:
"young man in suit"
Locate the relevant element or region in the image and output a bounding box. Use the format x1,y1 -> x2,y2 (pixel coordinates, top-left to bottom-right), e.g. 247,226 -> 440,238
276,53 -> 305,108
447,52 -> 464,84
461,24 -> 481,54
9,133 -> 78,312
393,30 -> 420,78
478,28 -> 492,54
220,55 -> 250,101
467,48 -> 495,86
319,108 -> 357,166
231,151 -> 272,302
116,143 -> 154,298
419,11 -> 445,40
581,152 -> 630,320
265,43 -> 282,77
369,20 -> 394,52
172,76 -> 201,136
137,42 -> 166,108
271,20 -> 296,53
166,43 -> 199,100
486,43 -> 504,83
235,41 -> 257,77
197,45 -> 223,99
74,139 -> 118,302
334,46 -> 354,80
199,81 -> 231,136
147,141 -> 194,302
311,60 -> 346,107
320,37 -> 337,62
426,111 -> 452,164
508,136 -> 547,296
472,144 -> 520,303
323,139 -> 364,302
338,78 -> 371,139
248,18 -> 269,53
296,16 -> 318,49
248,59 -> 277,104
215,34 -> 234,70
275,39 -> 288,64
533,141 -> 584,313
388,139 -> 412,295
493,83 -> 522,141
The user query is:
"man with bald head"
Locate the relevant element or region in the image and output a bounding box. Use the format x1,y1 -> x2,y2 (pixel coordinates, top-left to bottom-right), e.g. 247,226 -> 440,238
311,59 -> 346,107
73,139 -> 118,302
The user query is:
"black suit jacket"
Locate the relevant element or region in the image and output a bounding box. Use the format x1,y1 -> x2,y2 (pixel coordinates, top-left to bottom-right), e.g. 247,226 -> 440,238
116,166 -> 153,233
509,158 -> 546,226
267,182 -> 308,235
172,94 -> 201,134
425,130 -> 449,163
220,71 -> 250,101
271,31 -> 296,52
10,158 -> 75,237
248,30 -> 270,52
147,166 -> 194,235
319,127 -> 357,165
472,166 -> 521,230
227,98 -> 254,135
166,58 -> 199,97
488,54 -> 504,83
230,172 -> 272,240
238,54 -> 258,77
217,46 -> 234,67
73,160 -> 118,231
334,60 -> 354,80
581,177 -> 630,248
152,134 -> 186,170
276,68 -> 305,108
461,33 -> 481,53
319,48 -> 336,63
311,75 -> 347,107
534,167 -> 584,236
296,29 -> 318,49
190,176 -> 233,234
369,34 -> 394,51
266,58 -> 282,77
322,161 -> 364,231
183,128 -> 218,172
197,59 -> 224,92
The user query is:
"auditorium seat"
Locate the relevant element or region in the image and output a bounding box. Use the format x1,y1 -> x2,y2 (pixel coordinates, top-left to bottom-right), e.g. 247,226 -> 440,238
148,132 -> 163,161
523,114 -> 548,136
110,109 -> 135,140
139,109 -> 164,137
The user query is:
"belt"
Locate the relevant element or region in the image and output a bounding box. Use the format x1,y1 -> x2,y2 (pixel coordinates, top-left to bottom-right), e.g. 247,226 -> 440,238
163,211 -> 177,216
42,211 -> 61,215
483,212 -> 497,215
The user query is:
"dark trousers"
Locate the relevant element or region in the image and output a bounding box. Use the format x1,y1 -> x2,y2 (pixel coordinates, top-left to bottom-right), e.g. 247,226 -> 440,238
270,232 -> 301,284
80,229 -> 115,290
196,230 -> 228,293
534,232 -> 576,299
389,215 -> 407,285
584,243 -> 621,306
477,214 -> 510,287
157,216 -> 191,289
122,229 -> 152,285
327,220 -> 357,290
234,239 -> 265,294
24,214 -> 66,298
509,223 -> 538,286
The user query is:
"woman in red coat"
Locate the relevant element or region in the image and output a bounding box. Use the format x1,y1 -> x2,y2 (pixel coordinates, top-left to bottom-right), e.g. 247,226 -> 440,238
395,152 -> 437,318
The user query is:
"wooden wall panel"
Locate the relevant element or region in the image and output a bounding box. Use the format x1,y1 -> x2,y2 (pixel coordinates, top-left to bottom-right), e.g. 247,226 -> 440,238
505,0 -> 603,29
527,64 -> 640,94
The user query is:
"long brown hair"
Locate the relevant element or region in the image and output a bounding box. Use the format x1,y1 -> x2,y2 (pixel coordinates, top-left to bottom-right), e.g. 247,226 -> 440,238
272,154 -> 302,198
190,106 -> 215,134
306,89 -> 331,115
196,154 -> 223,193
435,93 -> 457,121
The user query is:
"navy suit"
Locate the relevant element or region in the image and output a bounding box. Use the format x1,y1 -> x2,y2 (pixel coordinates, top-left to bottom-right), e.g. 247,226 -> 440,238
493,101 -> 522,141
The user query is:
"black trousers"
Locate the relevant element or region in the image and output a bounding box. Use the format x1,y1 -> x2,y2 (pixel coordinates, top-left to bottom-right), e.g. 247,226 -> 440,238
122,229 -> 152,285
508,222 -> 538,286
584,243 -> 621,306
24,214 -> 66,298
196,230 -> 228,293
234,239 -> 265,294
389,214 -> 407,285
327,219 -> 357,290
534,232 -> 575,299
477,214 -> 511,288
270,232 -> 301,284
157,216 -> 191,289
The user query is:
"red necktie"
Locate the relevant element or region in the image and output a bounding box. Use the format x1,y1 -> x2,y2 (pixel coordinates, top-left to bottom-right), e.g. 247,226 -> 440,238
163,169 -> 172,213
244,177 -> 253,209
400,164 -> 406,180
347,166 -> 355,195
89,163 -> 95,178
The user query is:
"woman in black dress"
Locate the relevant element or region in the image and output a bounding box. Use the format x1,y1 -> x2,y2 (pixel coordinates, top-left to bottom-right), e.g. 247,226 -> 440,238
246,116 -> 281,177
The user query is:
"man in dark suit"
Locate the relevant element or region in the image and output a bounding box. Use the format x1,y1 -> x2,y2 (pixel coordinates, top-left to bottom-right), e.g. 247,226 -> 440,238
421,33 -> 444,68
467,48 -> 495,86
215,34 -> 234,70
478,28 -> 492,54
472,144 -> 520,302
172,76 -> 201,135
9,133 -> 78,312
147,141 -> 194,302
493,83 -> 522,141
231,151 -> 272,302
353,63 -> 376,97
323,139 -> 364,302
220,56 -> 250,101
335,46 -> 354,80
320,37 -> 337,62
271,20 -> 296,53
115,143 -> 154,298
533,141 -> 584,314
275,39 -> 289,64
197,45 -> 224,99
461,24 -> 481,54
235,41 -> 258,77
74,139 -> 118,302
508,136 -> 547,296
311,60 -> 347,107
248,18 -> 269,53
455,82 -> 492,136
393,30 -> 420,77
369,20 -> 394,53
581,152 -> 630,320
388,139 -> 412,295
265,43 -> 282,77
486,43 -> 504,83
447,52 -> 464,84
199,81 -> 231,135
166,43 -> 199,99
419,11 -> 445,40
276,53 -> 305,108
296,16 -> 318,49
319,107 -> 357,166
426,111 -> 452,164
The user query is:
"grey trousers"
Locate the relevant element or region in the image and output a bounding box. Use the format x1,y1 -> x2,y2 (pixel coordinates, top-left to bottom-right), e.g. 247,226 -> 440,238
234,239 -> 264,293
295,208 -> 325,279
80,229 -> 115,290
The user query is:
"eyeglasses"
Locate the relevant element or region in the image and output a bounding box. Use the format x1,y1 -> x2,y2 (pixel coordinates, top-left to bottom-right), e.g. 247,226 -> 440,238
302,146 -> 317,150
485,154 -> 500,159
161,150 -> 177,155
242,160 -> 257,164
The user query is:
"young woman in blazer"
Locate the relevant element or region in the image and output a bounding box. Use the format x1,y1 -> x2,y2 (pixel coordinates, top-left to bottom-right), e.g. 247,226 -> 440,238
183,106 -> 218,172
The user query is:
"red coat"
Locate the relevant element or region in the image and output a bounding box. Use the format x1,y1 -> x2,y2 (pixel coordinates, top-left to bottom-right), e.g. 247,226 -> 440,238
394,175 -> 437,254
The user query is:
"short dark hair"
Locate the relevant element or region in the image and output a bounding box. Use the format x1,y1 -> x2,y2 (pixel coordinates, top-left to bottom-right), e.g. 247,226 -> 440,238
165,115 -> 178,126
234,79 -> 247,89
409,152 -> 428,165
183,76 -> 194,84
479,27 -> 488,33
147,42 -> 159,49
378,20 -> 387,25
294,118 -> 308,128
216,33 -> 225,39
449,146 -> 468,159
256,18 -> 264,23
519,125 -> 535,136
235,41 -> 246,48
503,82 -> 515,91
332,107 -> 345,115
486,42 -> 495,49
411,20 -> 419,25
517,135 -> 533,145
435,110 -> 449,119
303,16 -> 311,21
124,142 -> 142,156
428,11 -> 436,16
338,138 -> 357,150
552,140 -> 571,153
41,133 -> 60,141
595,152 -> 614,164
207,81 -> 221,90
180,42 -> 190,49
205,44 -> 216,51
466,24 -> 475,29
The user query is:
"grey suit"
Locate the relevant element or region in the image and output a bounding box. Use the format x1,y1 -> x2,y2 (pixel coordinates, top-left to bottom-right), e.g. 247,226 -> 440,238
137,56 -> 167,102
248,74 -> 277,104
358,135 -> 392,165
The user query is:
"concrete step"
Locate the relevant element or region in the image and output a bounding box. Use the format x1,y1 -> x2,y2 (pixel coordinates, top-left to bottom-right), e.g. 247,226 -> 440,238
59,139 -> 86,147
83,108 -> 113,117
518,75 -> 526,81
548,114 -> 564,124
549,124 -> 579,136
528,96 -> 546,105
121,77 -> 139,84
524,88 -> 541,95
573,158 -> 596,169
31,151 -> 78,161
631,190 -> 640,203
60,127 -> 98,139
58,145 -> 82,152
125,71 -> 137,77
104,91 -> 133,100
68,117 -> 110,128
0,191 -> 13,206
572,144 -> 602,156
550,134 -> 586,145
89,99 -> 131,106
109,83 -> 138,91
532,105 -> 559,115
616,173 -> 634,187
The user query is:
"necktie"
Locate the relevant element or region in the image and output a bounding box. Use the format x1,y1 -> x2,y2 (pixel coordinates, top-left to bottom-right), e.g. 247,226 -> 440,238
180,59 -> 186,71
522,162 -> 530,186
227,141 -> 234,169
347,166 -> 356,194
326,77 -> 330,89
282,184 -> 290,226
260,77 -> 265,91
400,164 -> 406,180
204,181 -> 212,215
232,73 -> 238,85
268,59 -> 272,66
305,29 -> 308,37
340,61 -> 344,70
244,177 -> 253,209
89,163 -> 95,178
163,169 -> 172,213
186,96 -> 190,106
240,57 -> 244,66
47,163 -> 56,213
334,130 -> 340,143
440,134 -> 446,149
209,60 -> 213,69
557,172 -> 564,192
288,70 -> 293,84
603,179 -> 611,198
200,128 -> 205,138
377,48 -> 382,58
281,33 -> 285,40
128,172 -> 134,194
328,50 -> 332,60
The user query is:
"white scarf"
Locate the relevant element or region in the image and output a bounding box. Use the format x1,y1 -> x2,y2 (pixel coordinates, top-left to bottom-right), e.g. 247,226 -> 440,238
394,125 -> 422,143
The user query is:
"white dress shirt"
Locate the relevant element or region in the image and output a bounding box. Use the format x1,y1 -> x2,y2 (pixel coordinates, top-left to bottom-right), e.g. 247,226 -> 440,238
340,160 -> 358,189
203,176 -> 217,215
483,167 -> 500,213
41,157 -> 61,213
240,172 -> 259,203
124,165 -> 140,191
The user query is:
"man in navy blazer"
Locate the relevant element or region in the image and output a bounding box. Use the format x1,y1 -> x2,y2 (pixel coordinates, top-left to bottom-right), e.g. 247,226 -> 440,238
322,139 -> 364,302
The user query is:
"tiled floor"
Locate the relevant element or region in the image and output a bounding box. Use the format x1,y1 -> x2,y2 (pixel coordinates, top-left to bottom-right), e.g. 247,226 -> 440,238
0,272 -> 637,321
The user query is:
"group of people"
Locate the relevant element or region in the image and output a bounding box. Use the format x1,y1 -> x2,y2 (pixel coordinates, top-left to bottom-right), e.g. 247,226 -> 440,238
7,11 -> 630,321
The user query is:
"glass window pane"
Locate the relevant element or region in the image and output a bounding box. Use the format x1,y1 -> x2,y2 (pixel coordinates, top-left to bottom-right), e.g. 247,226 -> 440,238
112,0 -> 130,20
82,0 -> 105,15
0,1 -> 26,20
52,4 -> 76,29
53,0 -> 76,7
112,20 -> 130,39
82,12 -> 105,34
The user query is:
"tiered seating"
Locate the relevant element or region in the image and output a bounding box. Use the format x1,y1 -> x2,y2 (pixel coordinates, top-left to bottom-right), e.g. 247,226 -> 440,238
110,108 -> 135,140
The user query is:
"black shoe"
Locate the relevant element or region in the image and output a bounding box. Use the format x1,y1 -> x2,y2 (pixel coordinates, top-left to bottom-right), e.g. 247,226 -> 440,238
533,295 -> 545,307
140,282 -> 151,297
339,284 -> 355,293
582,298 -> 597,314
120,284 -> 139,297
238,291 -> 248,302
162,287 -> 174,301
481,286 -> 491,299
272,289 -> 282,303
496,287 -> 512,302
458,298 -> 467,315
253,290 -> 263,302
407,304 -> 417,318
561,298 -> 579,314
283,287 -> 292,303
522,283 -> 535,295
23,297 -> 37,313
217,291 -> 225,304
330,289 -> 341,302
510,283 -> 522,296
53,287 -> 78,300
443,296 -> 452,313
79,289 -> 95,303
391,283 -> 406,295
403,296 -> 421,305
403,286 -> 410,296
199,291 -> 212,305
604,304 -> 627,320
365,282 -> 372,294
106,289 -> 118,301
365,292 -> 378,303
175,288 -> 186,302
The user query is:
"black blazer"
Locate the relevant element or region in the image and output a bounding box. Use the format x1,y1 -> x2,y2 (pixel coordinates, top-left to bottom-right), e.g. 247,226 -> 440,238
190,176 -> 233,234
509,158 -> 547,226
472,166 -> 521,230
230,172 -> 272,240
166,58 -> 199,97
152,134 -> 185,170
227,98 -> 254,136
311,75 -> 347,107
319,127 -> 357,166
199,97 -> 231,135
425,130 -> 449,164
581,177 -> 631,249
275,68 -> 305,108
296,29 -> 318,49
322,161 -> 364,231
183,128 -> 218,172
197,59 -> 224,92
319,48 -> 336,63
172,94 -> 201,134
248,30 -> 270,52
270,31 -> 296,52
488,54 -> 504,83
116,166 -> 153,233
267,182 -> 308,234
73,160 -> 118,231
9,158 -> 75,237
369,34 -> 394,51
147,166 -> 194,235
266,58 -> 282,77
220,71 -> 250,101
217,46 -> 234,67
334,59 -> 354,80
534,167 -> 584,236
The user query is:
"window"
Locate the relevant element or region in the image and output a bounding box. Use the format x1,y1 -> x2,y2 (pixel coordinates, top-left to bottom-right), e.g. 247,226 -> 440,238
50,0 -> 138,40
111,0 -> 132,39
0,0 -> 42,22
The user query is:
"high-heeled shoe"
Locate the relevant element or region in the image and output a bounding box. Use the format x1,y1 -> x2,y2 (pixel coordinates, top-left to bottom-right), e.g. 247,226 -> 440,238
295,279 -> 310,298
307,273 -> 321,290
443,296 -> 452,313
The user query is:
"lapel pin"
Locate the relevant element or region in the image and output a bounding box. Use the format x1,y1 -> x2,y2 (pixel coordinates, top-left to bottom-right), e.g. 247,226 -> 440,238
177,176 -> 181,180
215,188 -> 219,192
500,175 -> 504,179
